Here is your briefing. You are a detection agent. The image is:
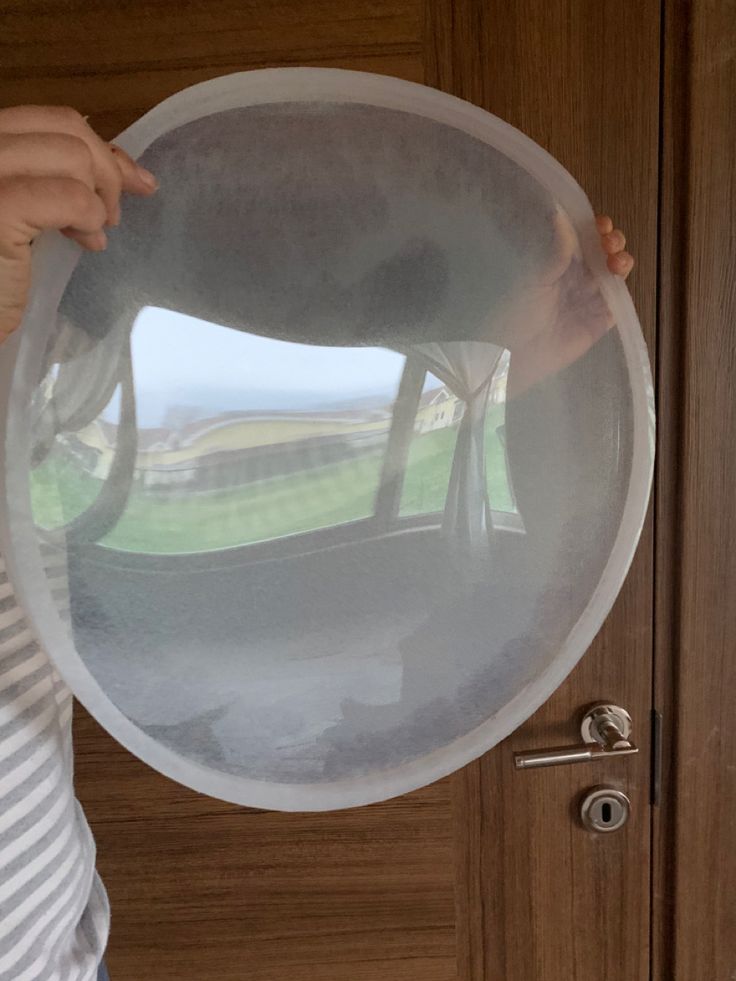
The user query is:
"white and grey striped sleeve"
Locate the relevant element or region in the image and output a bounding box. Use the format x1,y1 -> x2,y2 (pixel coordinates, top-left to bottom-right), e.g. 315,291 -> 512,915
0,553 -> 109,980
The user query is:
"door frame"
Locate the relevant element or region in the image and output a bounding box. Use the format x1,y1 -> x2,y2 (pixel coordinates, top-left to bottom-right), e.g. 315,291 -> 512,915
653,1 -> 736,978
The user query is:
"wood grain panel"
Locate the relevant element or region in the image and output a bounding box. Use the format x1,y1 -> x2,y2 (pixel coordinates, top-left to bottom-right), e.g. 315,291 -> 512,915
1,1 -> 422,74
0,0 -> 422,136
74,707 -> 458,981
655,1 -> 736,978
426,2 -> 660,978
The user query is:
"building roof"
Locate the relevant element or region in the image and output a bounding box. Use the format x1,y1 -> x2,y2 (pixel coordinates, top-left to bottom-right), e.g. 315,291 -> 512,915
418,384 -> 454,408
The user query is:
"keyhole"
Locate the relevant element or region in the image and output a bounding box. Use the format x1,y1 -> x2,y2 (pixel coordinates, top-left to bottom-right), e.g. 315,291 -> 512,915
580,789 -> 630,832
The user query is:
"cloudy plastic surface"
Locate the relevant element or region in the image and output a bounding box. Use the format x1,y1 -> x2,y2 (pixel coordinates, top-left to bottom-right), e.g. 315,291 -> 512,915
0,70 -> 654,810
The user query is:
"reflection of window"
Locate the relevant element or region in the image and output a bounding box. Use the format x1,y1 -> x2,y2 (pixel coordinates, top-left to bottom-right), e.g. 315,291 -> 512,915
30,445 -> 104,529
485,351 -> 517,514
105,436 -> 393,553
30,388 -> 120,530
30,308 -> 522,555
399,374 -> 462,517
61,309 -> 408,554
106,409 -> 406,553
399,359 -> 518,521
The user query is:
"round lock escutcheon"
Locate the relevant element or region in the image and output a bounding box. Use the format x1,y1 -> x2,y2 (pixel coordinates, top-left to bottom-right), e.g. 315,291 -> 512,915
579,787 -> 630,833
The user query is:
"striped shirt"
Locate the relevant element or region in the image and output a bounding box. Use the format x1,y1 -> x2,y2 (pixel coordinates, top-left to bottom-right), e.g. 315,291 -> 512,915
0,553 -> 108,980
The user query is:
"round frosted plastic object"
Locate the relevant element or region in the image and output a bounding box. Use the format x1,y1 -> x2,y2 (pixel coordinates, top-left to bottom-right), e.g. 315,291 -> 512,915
0,70 -> 654,811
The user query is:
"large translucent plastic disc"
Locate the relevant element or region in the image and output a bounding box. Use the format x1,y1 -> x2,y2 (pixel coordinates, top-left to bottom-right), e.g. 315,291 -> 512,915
0,70 -> 654,811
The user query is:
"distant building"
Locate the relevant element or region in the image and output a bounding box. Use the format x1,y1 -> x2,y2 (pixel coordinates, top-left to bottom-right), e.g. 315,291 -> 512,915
414,385 -> 463,434
74,403 -> 396,492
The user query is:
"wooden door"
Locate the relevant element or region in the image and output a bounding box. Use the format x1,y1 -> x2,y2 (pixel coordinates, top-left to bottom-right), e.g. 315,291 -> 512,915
0,2 -> 660,979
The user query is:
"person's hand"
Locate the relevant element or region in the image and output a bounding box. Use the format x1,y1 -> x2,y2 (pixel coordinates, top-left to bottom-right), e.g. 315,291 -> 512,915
507,212 -> 635,398
0,105 -> 158,342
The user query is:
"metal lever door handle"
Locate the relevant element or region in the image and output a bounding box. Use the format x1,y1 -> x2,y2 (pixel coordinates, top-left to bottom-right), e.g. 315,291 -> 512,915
514,704 -> 638,771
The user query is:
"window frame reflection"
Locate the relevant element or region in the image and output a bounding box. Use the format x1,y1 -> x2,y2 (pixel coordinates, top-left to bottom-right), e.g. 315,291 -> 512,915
29,321 -> 523,564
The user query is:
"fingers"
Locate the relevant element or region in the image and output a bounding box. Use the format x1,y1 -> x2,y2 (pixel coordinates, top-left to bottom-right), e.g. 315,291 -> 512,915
0,106 -> 124,226
0,132 -> 96,194
0,108 -> 158,344
601,229 -> 626,254
596,215 -> 634,279
0,106 -> 157,228
0,176 -> 108,259
109,144 -> 158,195
607,251 -> 635,278
60,226 -> 108,250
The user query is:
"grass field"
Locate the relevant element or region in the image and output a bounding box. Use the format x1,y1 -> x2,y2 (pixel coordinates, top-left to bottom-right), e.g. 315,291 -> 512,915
401,403 -> 514,517
30,405 -> 515,554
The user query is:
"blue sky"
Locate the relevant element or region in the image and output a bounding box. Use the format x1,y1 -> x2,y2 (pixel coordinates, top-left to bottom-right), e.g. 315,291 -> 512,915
106,306 -> 409,426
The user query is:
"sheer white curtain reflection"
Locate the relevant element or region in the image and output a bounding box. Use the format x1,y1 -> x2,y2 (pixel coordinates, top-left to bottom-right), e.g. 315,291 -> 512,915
403,341 -> 504,559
